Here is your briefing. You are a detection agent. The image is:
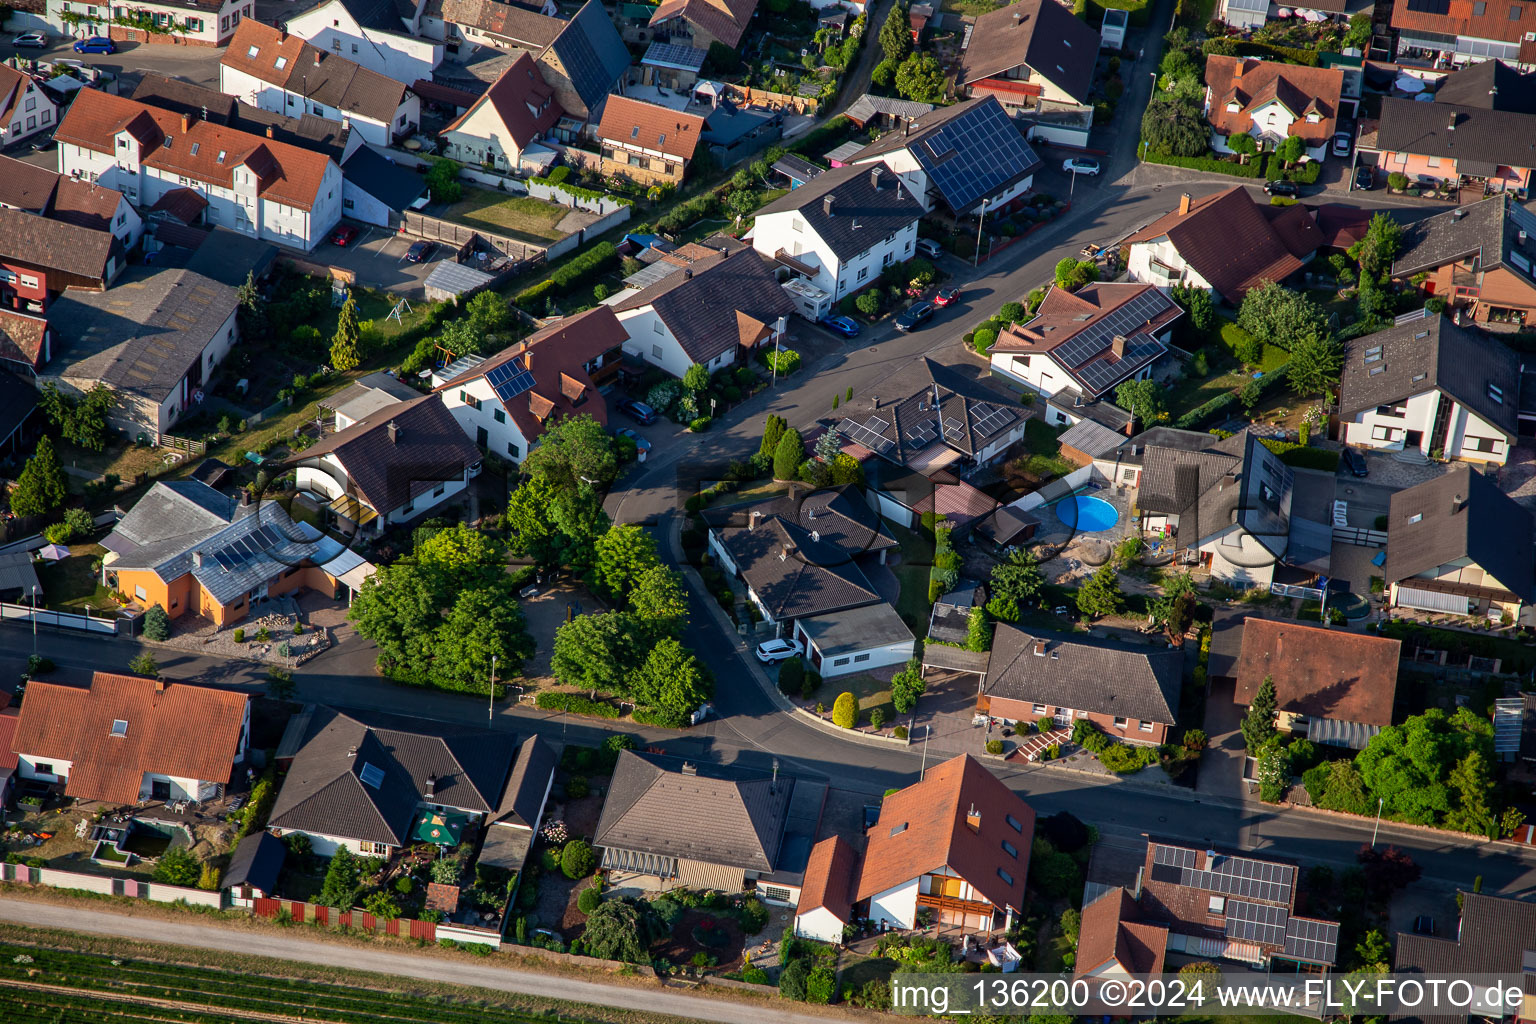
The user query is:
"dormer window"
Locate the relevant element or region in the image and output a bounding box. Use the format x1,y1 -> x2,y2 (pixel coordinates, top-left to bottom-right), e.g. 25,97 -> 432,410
1306,112 -> 1320,122
111,719 -> 128,737
217,150 -> 226,163
247,44 -> 259,57
1226,101 -> 1240,112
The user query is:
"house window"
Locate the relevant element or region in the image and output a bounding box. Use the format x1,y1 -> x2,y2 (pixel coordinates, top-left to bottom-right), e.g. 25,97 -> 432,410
1031,703 -> 1046,714
359,841 -> 390,854
507,441 -> 520,457
760,884 -> 793,903
1139,720 -> 1153,732
791,217 -> 803,232
1464,436 -> 1502,454
1488,383 -> 1504,404
1209,895 -> 1226,914
134,585 -> 147,600
1113,717 -> 1128,729
34,763 -> 54,776
493,409 -> 505,423
1427,156 -> 1441,168
651,344 -> 663,358
1408,512 -> 1423,523
432,484 -> 446,497
1004,813 -> 1023,833
111,719 -> 128,737
997,867 -> 1014,886
1474,0 -> 1485,10
1001,840 -> 1018,858
832,656 -> 851,666
1371,425 -> 1391,440
1511,4 -> 1522,16
853,653 -> 871,662
858,267 -> 868,281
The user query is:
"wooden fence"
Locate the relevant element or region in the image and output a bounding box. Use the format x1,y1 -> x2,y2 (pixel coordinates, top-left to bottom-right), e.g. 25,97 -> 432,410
400,213 -> 547,263
156,433 -> 206,456
252,897 -> 440,942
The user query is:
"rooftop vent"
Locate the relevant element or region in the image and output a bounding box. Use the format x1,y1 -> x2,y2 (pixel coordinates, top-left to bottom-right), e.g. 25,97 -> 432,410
680,762 -> 698,775
387,421 -> 400,444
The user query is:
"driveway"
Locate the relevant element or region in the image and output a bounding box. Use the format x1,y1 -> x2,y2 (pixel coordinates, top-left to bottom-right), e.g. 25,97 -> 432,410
1198,678 -> 1248,799
317,223 -> 447,297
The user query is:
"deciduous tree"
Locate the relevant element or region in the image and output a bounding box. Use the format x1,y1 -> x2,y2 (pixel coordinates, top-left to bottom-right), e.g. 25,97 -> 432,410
629,638 -> 712,724
628,564 -> 689,632
894,52 -> 945,103
581,897 -> 662,963
1288,331 -> 1344,398
523,414 -> 616,493
1115,378 -> 1164,422
1237,282 -> 1327,351
550,611 -> 646,693
592,524 -> 660,601
891,657 -> 926,715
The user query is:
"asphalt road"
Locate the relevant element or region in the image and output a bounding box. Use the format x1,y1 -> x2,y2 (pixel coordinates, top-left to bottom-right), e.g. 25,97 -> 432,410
0,897 -> 838,1024
0,37 -> 223,88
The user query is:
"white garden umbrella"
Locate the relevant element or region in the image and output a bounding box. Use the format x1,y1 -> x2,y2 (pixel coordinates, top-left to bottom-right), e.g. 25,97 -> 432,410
1396,74 -> 1427,93
36,544 -> 70,561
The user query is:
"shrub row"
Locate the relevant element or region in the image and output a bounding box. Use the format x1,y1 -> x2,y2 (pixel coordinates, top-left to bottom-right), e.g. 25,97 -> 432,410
532,692 -> 620,717
1173,363 -> 1290,429
513,242 -> 618,310
1141,149 -> 1265,178
760,348 -> 802,375
1265,155 -> 1322,184
1259,438 -> 1341,471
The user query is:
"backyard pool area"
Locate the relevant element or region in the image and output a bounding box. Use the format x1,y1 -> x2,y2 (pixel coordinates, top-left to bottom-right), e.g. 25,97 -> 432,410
1054,494 -> 1120,533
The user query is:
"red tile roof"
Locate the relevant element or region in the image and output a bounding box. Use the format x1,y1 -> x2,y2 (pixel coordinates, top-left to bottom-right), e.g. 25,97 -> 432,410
0,309 -> 48,369
150,186 -> 210,225
1074,888 -> 1168,977
1310,203 -> 1371,250
1125,187 -> 1317,302
1391,0 -> 1528,44
648,0 -> 757,48
57,89 -> 334,213
11,673 -> 248,805
857,754 -> 1034,913
1204,56 -> 1344,149
443,52 -> 561,152
796,834 -> 859,920
222,20 -> 408,125
597,95 -> 705,162
0,708 -> 19,776
1233,619 -> 1401,727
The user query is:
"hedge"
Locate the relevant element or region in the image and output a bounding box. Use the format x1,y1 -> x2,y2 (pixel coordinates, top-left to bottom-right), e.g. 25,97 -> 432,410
1173,363 -> 1290,429
761,348 -> 802,374
1265,155 -> 1323,184
533,692 -> 621,717
1233,40 -> 1321,66
1141,149 -> 1265,178
514,242 -> 618,309
1260,438 -> 1340,471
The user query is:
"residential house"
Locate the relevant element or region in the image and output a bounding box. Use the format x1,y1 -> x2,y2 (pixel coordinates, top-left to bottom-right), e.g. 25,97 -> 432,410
279,0 -> 443,84
983,625 -> 1183,744
100,479 -> 374,625
989,282 -> 1183,421
43,0 -> 250,45
1055,417 -> 1131,464
536,1 -> 631,131
1074,888 -> 1169,978
854,753 -> 1035,932
224,831 -> 286,903
954,0 -> 1098,131
1219,0 -> 1370,31
1233,618 -> 1402,749
10,671 -> 250,805
1390,0 -> 1535,66
57,90 -> 344,252
843,94 -> 934,130
338,145 -> 426,228
0,156 -> 143,253
613,236 -> 794,378
1394,891 -> 1536,1022
1203,56 -> 1345,162
848,97 -> 1044,217
595,749 -> 824,904
864,463 -> 1000,534
1137,432 -> 1306,588
836,357 -> 1030,472
1337,310 -> 1521,464
793,835 -> 859,943
645,0 -> 756,51
770,153 -> 824,189
440,53 -> 561,172
1390,195 -> 1536,331
702,486 -> 916,675
219,20 -> 420,149
433,305 -> 624,463
291,394 -> 483,534
1137,839 -> 1339,969
597,95 -> 706,186
698,100 -> 782,166
42,267 -> 236,434
1125,188 -> 1322,304
269,704 -> 556,863
0,207 -> 123,314
0,64 -> 58,146
752,164 -> 925,304
419,0 -> 563,54
129,72 -> 240,125
927,579 -> 985,644
319,370 -> 421,430
638,40 -> 708,91
1368,63 -> 1536,197
1383,463 -> 1535,621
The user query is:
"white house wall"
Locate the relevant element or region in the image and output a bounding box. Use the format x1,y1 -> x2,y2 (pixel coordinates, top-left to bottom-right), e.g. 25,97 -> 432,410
706,529 -> 740,576
795,906 -> 847,943
151,305 -> 239,433
16,754 -> 74,784
342,175 -> 393,227
282,1 -> 440,84
271,826 -> 387,858
617,306 -> 695,378
1128,239 -> 1216,295
1,76 -> 56,144
804,634 -> 915,677
1198,525 -> 1279,587
384,476 -> 467,525
752,211 -> 918,301
1442,400 -> 1511,464
978,420 -> 1029,463
867,877 -> 920,930
439,375 -> 533,461
1342,390 -> 1511,465
868,488 -> 917,529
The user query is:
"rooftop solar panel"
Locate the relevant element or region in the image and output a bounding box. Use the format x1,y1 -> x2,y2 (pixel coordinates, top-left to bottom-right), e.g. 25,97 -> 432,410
486,359 -> 537,404
912,102 -> 1041,213
838,416 -> 895,454
1226,900 -> 1289,947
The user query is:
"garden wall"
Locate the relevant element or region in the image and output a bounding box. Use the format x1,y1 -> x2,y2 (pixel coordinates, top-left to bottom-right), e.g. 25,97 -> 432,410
251,897 -> 439,941
0,600 -> 120,636
453,168 -> 631,216
1,863 -> 223,907
543,207 -> 633,260
1010,465 -> 1094,512
401,212 -> 547,262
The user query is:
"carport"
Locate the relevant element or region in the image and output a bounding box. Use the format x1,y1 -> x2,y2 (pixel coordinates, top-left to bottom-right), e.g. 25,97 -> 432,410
920,645 -> 991,684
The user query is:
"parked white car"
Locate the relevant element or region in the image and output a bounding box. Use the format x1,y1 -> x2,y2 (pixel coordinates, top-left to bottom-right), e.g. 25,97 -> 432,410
755,638 -> 803,663
1062,157 -> 1100,175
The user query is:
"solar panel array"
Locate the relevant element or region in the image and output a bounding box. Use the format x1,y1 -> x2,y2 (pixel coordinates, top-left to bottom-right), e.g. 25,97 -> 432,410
1404,0 -> 1449,13
486,358 -> 537,405
209,525 -> 284,572
1282,918 -> 1340,965
1225,900 -> 1289,948
645,42 -> 706,69
906,419 -> 938,449
1494,697 -> 1525,754
359,762 -> 385,789
1151,845 -> 1295,905
1077,336 -> 1165,397
1052,289 -> 1173,370
971,403 -> 1015,441
914,103 -> 1040,213
838,415 -> 895,455
943,416 -> 966,442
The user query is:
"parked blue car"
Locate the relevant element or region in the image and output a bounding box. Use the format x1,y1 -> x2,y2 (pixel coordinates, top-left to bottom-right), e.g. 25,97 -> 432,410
73,36 -> 116,53
820,315 -> 861,338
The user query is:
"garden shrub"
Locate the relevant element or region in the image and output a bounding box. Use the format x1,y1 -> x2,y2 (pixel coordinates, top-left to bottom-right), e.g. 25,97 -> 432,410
806,964 -> 838,1004
761,348 -> 801,375
533,692 -> 620,717
985,739 -> 1004,755
832,692 -> 858,728
893,725 -> 908,740
1141,150 -> 1265,178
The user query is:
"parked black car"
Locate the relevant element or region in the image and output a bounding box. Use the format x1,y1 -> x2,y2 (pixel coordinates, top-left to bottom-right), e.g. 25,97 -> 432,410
1354,165 -> 1375,191
894,302 -> 935,332
1342,447 -> 1368,477
1263,179 -> 1301,197
616,399 -> 657,425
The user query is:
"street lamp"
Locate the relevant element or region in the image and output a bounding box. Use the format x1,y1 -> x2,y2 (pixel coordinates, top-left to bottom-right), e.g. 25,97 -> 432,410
1068,164 -> 1079,202
1370,795 -> 1384,847
973,198 -> 989,268
489,653 -> 497,722
30,584 -> 38,657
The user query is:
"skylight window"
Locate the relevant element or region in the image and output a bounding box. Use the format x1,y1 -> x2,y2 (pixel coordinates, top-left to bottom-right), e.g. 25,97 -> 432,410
190,142 -> 199,156
890,822 -> 908,837
658,132 -> 665,145
1363,345 -> 1383,363
1369,366 -> 1386,376
1489,383 -> 1504,403
275,56 -> 288,69
247,45 -> 259,57
162,137 -> 172,149
631,125 -> 640,138
1408,512 -> 1423,523
359,762 -> 385,789
217,150 -> 226,163
1411,373 -> 1426,383
111,719 -> 128,737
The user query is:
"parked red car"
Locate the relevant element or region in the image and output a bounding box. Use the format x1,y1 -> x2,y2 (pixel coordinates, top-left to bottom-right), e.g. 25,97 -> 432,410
933,286 -> 960,307
331,224 -> 359,247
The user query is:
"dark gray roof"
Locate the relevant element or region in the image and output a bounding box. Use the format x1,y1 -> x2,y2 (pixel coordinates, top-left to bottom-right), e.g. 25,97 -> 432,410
837,357 -> 1028,467
797,602 -> 914,656
130,73 -> 238,125
1391,194 -> 1536,285
1057,417 -> 1129,459
702,102 -> 780,148
843,93 -> 934,125
317,0 -> 417,35
232,104 -> 350,162
223,831 -> 286,892
850,96 -> 1043,215
986,625 -> 1183,724
344,146 -> 427,210
1430,60 -> 1536,115
540,0 -> 629,119
1206,606 -> 1251,680
321,370 -> 420,412
973,504 -> 1039,547
269,706 -> 517,847
1138,433 -> 1292,556
0,551 -> 41,597
771,153 -> 823,183
594,750 -> 793,872
289,395 -> 482,514
47,269 -> 236,404
756,163 -> 924,264
494,735 -> 556,828
1376,96 -> 1536,173
185,228 -> 279,288
1383,464 -> 1535,598
1338,312 -> 1520,437
1395,892 -> 1536,1006
613,243 -> 795,365
100,479 -> 236,559
957,0 -> 1100,104
0,368 -> 38,450
702,486 -> 894,620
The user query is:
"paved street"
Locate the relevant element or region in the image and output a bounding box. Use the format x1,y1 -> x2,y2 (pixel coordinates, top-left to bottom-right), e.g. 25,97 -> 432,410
0,37 -> 223,88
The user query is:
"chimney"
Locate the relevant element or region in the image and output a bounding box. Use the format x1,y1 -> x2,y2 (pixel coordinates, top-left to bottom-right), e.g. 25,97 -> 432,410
871,395 -> 879,408
180,112 -> 191,133
779,544 -> 790,561
681,761 -> 698,775
1178,192 -> 1192,216
387,421 -> 400,444
870,165 -> 882,189
1233,59 -> 1245,80
812,529 -> 821,542
154,678 -> 165,694
1448,114 -> 1456,131
266,126 -> 275,139
966,803 -> 982,832
348,746 -> 357,758
1033,639 -> 1047,656
684,267 -> 692,279
1111,334 -> 1127,360
240,489 -> 251,506
1520,230 -> 1528,247
193,551 -> 204,568
424,774 -> 437,799
1452,492 -> 1466,515
824,195 -> 836,218
749,510 -> 761,530
771,757 -> 779,793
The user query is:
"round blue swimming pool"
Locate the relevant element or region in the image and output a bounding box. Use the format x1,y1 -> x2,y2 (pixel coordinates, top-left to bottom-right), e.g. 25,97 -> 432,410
1055,494 -> 1120,533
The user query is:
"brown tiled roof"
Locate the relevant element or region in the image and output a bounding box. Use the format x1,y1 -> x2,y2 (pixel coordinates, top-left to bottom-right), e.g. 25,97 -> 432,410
1204,56 -> 1343,149
956,0 -> 1099,104
1390,0 -> 1527,44
0,155 -> 69,214
0,207 -> 118,282
10,673 -> 248,805
857,754 -> 1035,914
0,309 -> 48,369
1383,464 -> 1535,598
0,65 -> 42,131
0,155 -> 125,234
435,305 -> 621,443
0,708 -> 18,775
57,89 -> 334,213
987,625 -> 1184,724
290,395 -> 482,514
1075,888 -> 1168,977
130,73 -> 239,125
598,95 -> 705,162
1125,187 -> 1316,302
223,20 -> 408,125
1233,618 -> 1401,727
796,835 -> 859,920
149,186 -> 210,225
1309,202 -> 1370,250
428,0 -> 564,47
443,53 -> 561,151
1395,891 -> 1536,996
648,0 -> 757,48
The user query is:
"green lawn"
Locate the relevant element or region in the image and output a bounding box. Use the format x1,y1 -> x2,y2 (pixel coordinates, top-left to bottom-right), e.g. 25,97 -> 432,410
442,188 -> 572,244
887,521 -> 934,635
822,672 -> 894,723
1019,419 -> 1077,478
1164,320 -> 1288,421
36,544 -> 113,612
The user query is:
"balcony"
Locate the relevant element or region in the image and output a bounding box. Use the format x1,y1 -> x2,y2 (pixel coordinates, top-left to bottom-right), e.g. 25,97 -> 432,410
917,890 -> 997,919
